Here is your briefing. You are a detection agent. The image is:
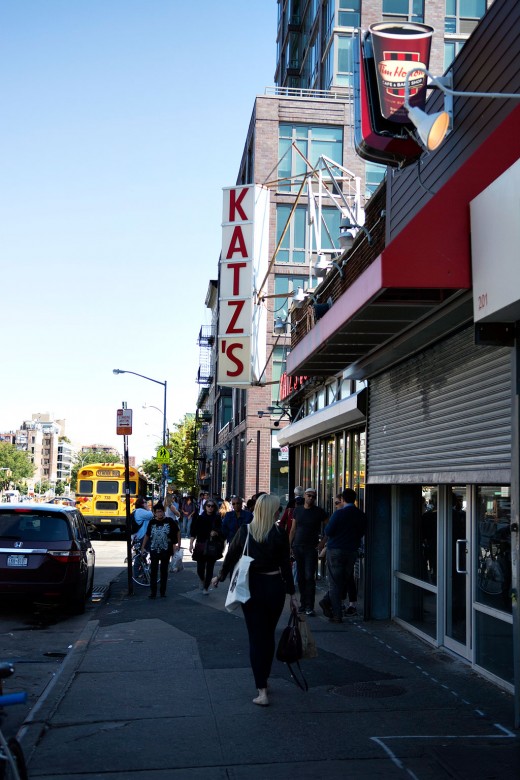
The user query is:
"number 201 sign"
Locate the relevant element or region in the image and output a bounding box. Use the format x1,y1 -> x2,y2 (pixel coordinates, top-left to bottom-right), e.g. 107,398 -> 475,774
217,185 -> 269,387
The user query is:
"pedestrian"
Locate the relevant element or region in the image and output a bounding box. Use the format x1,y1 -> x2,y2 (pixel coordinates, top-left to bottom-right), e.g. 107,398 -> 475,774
180,494 -> 196,538
141,503 -> 181,599
318,488 -> 366,623
189,498 -> 224,593
197,490 -> 209,515
211,493 -> 298,707
222,496 -> 253,545
132,496 -> 153,547
164,494 -> 180,522
288,487 -> 328,616
219,498 -> 232,521
278,486 -> 304,536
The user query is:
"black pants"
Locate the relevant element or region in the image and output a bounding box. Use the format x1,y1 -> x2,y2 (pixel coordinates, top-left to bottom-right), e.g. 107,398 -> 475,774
150,551 -> 170,596
292,544 -> 318,610
242,572 -> 286,689
196,556 -> 217,589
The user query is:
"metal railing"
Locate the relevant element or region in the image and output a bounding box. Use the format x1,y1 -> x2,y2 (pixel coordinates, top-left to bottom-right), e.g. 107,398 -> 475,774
264,85 -> 352,101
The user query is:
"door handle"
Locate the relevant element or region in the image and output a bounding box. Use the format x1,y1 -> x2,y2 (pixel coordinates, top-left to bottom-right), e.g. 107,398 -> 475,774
456,538 -> 468,574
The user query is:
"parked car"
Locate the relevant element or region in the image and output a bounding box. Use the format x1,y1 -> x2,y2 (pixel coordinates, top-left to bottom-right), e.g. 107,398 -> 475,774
0,503 -> 95,613
47,497 -> 76,507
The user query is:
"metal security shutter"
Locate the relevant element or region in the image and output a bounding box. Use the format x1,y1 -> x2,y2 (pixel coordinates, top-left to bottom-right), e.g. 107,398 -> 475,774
367,327 -> 511,484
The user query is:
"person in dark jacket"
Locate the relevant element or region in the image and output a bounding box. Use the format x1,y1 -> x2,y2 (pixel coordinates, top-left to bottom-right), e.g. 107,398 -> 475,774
189,500 -> 224,593
212,493 -> 298,707
222,496 -> 253,544
318,488 -> 366,623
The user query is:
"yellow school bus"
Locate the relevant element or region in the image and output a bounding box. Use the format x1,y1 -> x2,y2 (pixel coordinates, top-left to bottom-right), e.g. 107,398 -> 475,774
75,463 -> 148,534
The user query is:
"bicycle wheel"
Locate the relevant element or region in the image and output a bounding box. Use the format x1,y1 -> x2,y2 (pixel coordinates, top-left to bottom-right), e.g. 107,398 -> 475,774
132,554 -> 151,586
0,738 -> 28,780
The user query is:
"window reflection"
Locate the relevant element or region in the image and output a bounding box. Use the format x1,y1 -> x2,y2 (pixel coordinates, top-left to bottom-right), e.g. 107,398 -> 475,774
398,485 -> 437,585
476,486 -> 511,614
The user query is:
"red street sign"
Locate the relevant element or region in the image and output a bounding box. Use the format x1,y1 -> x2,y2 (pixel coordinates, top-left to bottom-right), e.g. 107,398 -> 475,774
116,408 -> 133,435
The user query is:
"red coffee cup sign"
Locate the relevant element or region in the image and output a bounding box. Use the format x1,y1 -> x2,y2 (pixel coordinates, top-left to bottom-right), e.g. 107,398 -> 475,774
369,22 -> 434,124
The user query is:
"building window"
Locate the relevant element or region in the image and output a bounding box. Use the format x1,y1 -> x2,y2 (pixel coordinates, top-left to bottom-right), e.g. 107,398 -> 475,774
336,35 -> 354,86
365,161 -> 386,198
278,123 -> 343,193
382,0 -> 425,23
276,205 -> 306,263
273,274 -> 307,324
444,39 -> 465,69
445,0 -> 486,35
338,0 -> 361,28
271,346 -> 287,404
276,204 -> 342,263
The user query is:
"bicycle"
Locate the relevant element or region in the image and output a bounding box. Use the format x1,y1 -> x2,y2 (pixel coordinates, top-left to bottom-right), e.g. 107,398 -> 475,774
131,540 -> 152,587
0,662 -> 28,780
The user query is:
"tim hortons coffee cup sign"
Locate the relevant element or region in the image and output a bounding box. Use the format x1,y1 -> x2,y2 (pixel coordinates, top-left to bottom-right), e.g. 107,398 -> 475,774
369,22 -> 434,123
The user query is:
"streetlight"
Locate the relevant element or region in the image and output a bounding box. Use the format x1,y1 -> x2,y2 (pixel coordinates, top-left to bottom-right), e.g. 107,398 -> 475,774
113,369 -> 168,497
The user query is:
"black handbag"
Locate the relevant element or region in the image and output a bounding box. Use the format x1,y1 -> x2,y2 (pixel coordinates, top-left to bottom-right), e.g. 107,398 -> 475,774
276,608 -> 308,691
203,537 -> 224,559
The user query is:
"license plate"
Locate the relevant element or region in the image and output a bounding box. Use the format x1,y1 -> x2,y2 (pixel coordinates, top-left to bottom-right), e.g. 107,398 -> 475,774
7,555 -> 28,567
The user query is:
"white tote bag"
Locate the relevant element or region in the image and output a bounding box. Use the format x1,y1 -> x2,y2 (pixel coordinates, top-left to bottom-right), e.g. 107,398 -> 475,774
225,528 -> 254,612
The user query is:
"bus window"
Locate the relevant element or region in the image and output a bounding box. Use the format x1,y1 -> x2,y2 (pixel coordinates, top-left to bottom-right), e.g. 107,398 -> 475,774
78,480 -> 93,495
97,481 -> 119,494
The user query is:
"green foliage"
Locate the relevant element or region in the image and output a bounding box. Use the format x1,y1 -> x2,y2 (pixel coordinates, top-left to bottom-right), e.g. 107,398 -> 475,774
35,479 -> 52,494
140,414 -> 198,495
169,413 -> 198,494
0,443 -> 34,488
140,456 -> 162,488
70,448 -> 121,488
55,480 -> 66,495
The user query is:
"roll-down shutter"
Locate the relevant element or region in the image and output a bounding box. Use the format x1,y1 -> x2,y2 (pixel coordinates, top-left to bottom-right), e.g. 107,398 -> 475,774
367,327 -> 511,483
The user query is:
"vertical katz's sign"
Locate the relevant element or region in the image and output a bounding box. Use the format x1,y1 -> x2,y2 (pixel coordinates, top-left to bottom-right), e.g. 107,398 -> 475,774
218,185 -> 269,387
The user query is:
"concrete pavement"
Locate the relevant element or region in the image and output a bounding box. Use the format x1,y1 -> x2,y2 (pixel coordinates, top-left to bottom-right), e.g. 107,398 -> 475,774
17,545 -> 520,779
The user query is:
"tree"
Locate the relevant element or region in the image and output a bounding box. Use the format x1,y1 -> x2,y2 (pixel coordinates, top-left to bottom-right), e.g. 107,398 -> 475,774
169,414 -> 198,494
0,443 -> 34,489
70,449 -> 121,488
55,480 -> 66,496
140,414 -> 198,496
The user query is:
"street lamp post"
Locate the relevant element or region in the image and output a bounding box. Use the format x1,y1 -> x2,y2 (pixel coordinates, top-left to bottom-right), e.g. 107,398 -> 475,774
113,369 -> 168,497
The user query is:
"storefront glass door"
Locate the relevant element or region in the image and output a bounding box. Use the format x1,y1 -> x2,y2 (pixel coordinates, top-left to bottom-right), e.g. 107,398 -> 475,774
445,486 -> 470,655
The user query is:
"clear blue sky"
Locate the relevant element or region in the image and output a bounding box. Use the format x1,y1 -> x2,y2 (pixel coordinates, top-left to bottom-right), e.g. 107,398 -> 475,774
0,0 -> 277,464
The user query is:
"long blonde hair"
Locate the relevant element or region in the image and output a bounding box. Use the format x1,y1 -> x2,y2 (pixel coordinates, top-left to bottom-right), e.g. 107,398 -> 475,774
249,493 -> 280,542
219,500 -> 231,518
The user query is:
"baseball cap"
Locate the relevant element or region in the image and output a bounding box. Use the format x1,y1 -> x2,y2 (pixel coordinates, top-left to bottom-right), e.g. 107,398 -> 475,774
294,486 -> 304,497
304,487 -> 317,495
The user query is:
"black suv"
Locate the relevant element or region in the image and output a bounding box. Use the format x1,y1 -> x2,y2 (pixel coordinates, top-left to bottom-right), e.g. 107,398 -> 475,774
0,503 -> 95,613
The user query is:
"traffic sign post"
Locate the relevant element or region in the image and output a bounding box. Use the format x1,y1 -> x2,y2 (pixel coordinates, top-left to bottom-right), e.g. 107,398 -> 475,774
116,404 -> 133,596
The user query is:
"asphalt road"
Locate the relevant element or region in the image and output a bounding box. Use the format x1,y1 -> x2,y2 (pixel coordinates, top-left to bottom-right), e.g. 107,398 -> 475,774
0,540 -> 127,735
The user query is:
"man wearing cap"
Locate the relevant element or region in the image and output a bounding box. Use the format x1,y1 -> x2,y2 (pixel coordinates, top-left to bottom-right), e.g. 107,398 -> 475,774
289,487 -> 328,616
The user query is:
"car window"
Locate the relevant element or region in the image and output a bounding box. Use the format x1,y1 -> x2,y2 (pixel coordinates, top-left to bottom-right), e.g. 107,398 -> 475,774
0,511 -> 71,542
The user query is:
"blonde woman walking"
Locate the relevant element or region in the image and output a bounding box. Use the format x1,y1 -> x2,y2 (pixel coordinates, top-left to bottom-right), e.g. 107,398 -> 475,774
212,493 -> 298,706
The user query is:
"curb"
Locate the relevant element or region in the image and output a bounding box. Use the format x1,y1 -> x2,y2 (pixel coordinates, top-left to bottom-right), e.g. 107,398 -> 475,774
18,618 -> 100,765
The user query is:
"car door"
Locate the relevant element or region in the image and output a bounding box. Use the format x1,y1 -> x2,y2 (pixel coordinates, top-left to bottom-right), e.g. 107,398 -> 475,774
75,511 -> 95,590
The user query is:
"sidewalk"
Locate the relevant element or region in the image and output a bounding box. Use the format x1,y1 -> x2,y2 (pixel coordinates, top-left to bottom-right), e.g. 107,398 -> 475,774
19,549 -> 520,779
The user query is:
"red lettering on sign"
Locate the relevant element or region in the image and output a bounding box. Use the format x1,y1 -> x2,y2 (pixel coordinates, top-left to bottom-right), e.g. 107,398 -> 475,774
227,262 -> 247,295
226,226 -> 248,259
226,300 -> 245,334
229,188 -> 248,222
220,341 -> 244,377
